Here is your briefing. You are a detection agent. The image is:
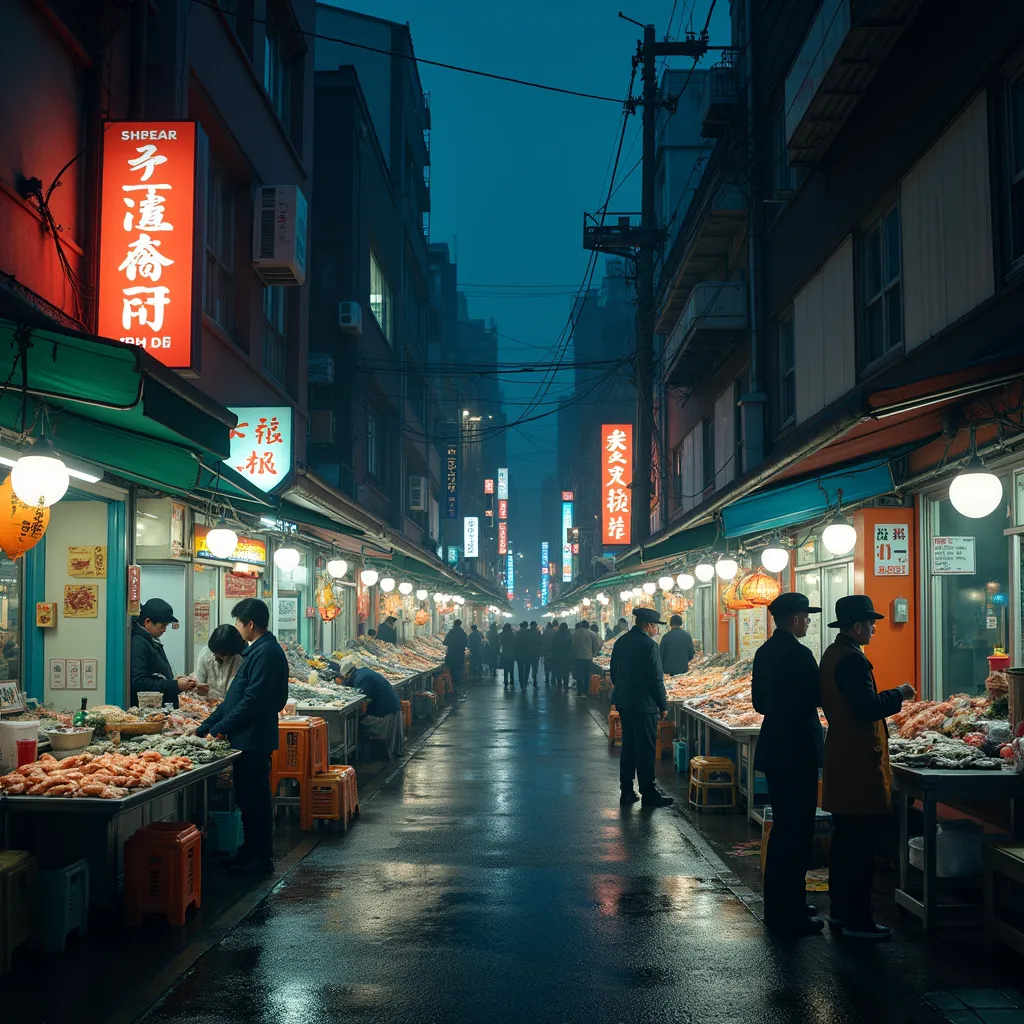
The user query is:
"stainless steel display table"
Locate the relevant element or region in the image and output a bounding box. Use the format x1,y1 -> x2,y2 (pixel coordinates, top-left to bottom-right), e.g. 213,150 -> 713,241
295,698 -> 364,765
891,764 -> 1024,931
0,752 -> 239,905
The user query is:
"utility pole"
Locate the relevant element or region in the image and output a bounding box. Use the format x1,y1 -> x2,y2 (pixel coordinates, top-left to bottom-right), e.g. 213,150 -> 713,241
584,19 -> 709,547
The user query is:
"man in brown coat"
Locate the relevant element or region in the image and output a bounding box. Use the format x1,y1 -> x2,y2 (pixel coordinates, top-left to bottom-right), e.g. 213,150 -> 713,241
820,595 -> 915,941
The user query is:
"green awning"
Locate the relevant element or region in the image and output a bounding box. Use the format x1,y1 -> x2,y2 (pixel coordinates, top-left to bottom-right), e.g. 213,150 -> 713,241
0,319 -> 236,493
615,522 -> 720,570
281,499 -> 364,537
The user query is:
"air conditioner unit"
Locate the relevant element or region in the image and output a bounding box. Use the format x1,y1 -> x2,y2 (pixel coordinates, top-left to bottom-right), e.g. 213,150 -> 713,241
338,301 -> 362,334
252,184 -> 307,286
409,475 -> 427,511
309,409 -> 335,444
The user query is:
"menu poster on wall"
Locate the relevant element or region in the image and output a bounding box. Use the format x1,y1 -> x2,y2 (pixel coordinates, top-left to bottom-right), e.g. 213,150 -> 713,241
873,524 -> 909,576
275,597 -> 299,631
738,607 -> 767,660
49,659 -> 66,690
193,600 -> 211,643
931,536 -> 976,575
66,660 -> 82,690
128,564 -> 142,616
83,660 -> 98,691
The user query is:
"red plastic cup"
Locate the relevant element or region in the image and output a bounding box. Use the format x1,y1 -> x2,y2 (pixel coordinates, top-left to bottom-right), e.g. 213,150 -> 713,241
16,738 -> 37,768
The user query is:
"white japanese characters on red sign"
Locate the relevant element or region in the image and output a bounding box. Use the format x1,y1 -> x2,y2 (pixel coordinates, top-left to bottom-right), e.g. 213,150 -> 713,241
228,406 -> 293,492
873,523 -> 910,576
601,423 -> 632,546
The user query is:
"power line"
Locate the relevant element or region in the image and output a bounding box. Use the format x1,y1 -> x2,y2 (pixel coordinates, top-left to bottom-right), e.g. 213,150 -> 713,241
189,0 -> 624,104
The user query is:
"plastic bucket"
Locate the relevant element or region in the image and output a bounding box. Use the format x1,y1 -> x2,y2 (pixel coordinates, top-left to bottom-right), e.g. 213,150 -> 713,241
0,719 -> 41,771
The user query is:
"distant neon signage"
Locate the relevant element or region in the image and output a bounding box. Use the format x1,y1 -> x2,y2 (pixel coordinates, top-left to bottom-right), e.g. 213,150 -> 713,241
561,500 -> 574,583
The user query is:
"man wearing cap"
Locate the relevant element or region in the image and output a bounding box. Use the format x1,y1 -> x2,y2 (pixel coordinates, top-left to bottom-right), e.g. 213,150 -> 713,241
820,595 -> 915,941
752,593 -> 825,935
609,607 -> 674,808
130,598 -> 195,708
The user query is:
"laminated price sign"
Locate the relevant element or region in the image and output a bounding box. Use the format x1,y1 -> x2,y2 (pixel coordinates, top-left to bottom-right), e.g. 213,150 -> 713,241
931,536 -> 976,575
873,523 -> 909,576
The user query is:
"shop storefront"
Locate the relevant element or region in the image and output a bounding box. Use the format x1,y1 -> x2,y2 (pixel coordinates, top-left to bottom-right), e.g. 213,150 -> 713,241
793,531 -> 855,662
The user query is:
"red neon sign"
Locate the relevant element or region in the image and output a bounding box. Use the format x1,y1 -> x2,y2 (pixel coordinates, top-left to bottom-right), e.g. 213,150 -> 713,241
97,122 -> 197,368
602,423 -> 632,546
498,499 -> 508,520
498,521 -> 508,555
484,478 -> 494,495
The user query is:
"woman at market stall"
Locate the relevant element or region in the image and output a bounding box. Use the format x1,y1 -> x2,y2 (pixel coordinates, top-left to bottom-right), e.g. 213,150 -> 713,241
499,622 -> 517,688
195,624 -> 246,699
551,622 -> 573,692
339,654 -> 404,758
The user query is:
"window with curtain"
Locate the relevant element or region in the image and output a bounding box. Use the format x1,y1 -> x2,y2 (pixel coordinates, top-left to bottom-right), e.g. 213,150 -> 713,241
370,249 -> 393,344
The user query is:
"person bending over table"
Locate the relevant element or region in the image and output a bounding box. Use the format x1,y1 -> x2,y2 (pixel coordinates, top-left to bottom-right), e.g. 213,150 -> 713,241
340,655 -> 404,759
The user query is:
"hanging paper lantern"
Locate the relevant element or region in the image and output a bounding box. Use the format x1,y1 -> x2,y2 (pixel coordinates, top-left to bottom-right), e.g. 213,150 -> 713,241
0,474 -> 50,560
317,573 -> 342,622
739,569 -> 782,607
414,609 -> 430,626
723,580 -> 754,612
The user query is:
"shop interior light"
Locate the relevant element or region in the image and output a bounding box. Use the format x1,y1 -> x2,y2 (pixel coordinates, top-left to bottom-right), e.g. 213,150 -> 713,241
432,593 -> 443,603
676,572 -> 695,591
715,556 -> 739,581
398,581 -> 413,596
760,545 -> 790,573
694,562 -> 716,584
274,546 -> 301,572
360,568 -> 380,587
416,588 -> 428,601
658,576 -> 675,592
642,581 -> 657,596
326,558 -> 349,579
379,577 -> 396,593
205,517 -> 238,560
11,438 -> 70,507
949,430 -> 1003,519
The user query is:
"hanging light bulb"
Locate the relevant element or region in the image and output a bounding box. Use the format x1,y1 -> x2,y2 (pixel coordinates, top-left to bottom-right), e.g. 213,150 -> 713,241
205,517 -> 238,560
821,517 -> 857,556
631,587 -> 642,597
379,577 -> 396,593
582,597 -> 591,606
398,581 -> 413,596
949,432 -> 1003,519
416,589 -> 428,601
695,562 -> 716,584
676,572 -> 695,591
432,592 -> 443,603
642,581 -> 657,596
274,546 -> 301,572
619,590 -> 632,601
658,576 -> 675,592
599,595 -> 610,605
326,558 -> 349,579
715,555 -> 739,581
454,596 -> 465,605
360,568 -> 380,587
11,438 -> 70,507
760,545 -> 790,573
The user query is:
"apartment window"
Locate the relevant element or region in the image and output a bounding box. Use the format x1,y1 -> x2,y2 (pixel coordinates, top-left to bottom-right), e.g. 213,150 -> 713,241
366,409 -> 380,480
672,446 -> 683,505
770,105 -> 798,196
1008,75 -> 1024,263
861,204 -> 903,366
778,316 -> 795,425
370,249 -> 393,343
204,158 -> 234,332
264,21 -> 292,133
702,415 -> 715,490
262,286 -> 287,385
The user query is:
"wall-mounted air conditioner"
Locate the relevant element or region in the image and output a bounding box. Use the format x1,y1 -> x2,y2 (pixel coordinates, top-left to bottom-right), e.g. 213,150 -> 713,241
338,301 -> 362,334
253,184 -> 307,286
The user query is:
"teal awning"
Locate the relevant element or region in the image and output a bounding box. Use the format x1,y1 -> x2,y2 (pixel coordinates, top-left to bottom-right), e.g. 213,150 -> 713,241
615,522 -> 720,570
720,459 -> 895,538
281,499 -> 364,537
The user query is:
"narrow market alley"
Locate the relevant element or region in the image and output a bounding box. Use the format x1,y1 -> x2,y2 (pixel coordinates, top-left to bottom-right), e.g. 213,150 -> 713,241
130,678 -> 1019,1024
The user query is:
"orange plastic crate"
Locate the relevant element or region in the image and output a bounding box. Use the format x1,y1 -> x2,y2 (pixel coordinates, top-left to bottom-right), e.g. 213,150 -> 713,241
655,719 -> 676,761
124,822 -> 202,927
272,717 -> 328,794
589,674 -> 602,696
607,709 -> 622,745
300,773 -> 344,830
401,700 -> 412,730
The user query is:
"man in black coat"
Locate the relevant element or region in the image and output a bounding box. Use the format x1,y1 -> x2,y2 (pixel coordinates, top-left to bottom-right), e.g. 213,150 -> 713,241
130,599 -> 195,708
609,608 -> 674,809
527,621 -> 543,686
377,616 -> 399,644
659,614 -> 696,675
751,592 -> 825,935
196,598 -> 289,874
444,619 -> 469,696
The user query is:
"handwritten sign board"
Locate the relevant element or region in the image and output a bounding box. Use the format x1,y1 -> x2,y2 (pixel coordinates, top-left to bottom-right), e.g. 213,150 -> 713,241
874,523 -> 909,576
738,607 -> 767,660
931,536 -> 976,576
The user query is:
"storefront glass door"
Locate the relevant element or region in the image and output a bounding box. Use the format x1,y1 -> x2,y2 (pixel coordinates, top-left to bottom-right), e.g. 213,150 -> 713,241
795,560 -> 853,662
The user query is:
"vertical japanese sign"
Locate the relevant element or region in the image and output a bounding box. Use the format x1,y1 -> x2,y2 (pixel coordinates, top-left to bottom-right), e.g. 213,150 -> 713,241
484,478 -> 495,495
602,424 -> 632,546
229,407 -> 293,492
446,445 -> 459,519
541,542 -> 550,607
98,123 -> 197,368
561,500 -> 574,583
498,521 -> 508,555
497,468 -> 509,500
464,517 -> 479,558
506,551 -> 515,600
498,499 -> 508,520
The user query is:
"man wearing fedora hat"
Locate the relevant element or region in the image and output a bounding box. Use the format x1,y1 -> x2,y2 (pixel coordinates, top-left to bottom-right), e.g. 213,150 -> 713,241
820,595 -> 915,940
752,592 -> 825,935
610,607 -> 674,808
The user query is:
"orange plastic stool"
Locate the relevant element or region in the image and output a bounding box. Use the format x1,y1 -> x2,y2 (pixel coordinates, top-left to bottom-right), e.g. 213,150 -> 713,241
329,765 -> 360,825
401,700 -> 412,731
300,772 -> 344,830
608,708 -> 622,745
589,674 -> 602,696
124,822 -> 202,926
655,719 -> 676,760
271,717 -> 328,795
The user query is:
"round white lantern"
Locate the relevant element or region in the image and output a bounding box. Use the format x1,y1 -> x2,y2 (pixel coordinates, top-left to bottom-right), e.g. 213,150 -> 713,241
274,546 -> 301,572
205,518 -> 238,560
949,457 -> 1003,519
11,439 -> 70,508
360,569 -> 380,587
327,558 -> 349,579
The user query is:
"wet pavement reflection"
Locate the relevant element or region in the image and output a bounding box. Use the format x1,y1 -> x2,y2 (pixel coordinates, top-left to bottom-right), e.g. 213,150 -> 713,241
138,678 -> 1009,1024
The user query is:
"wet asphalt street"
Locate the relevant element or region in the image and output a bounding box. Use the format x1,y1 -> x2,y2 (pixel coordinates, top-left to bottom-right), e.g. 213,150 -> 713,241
137,675 -> 1015,1024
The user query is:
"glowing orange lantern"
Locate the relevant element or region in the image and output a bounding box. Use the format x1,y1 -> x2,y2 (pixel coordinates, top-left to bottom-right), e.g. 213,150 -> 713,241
739,570 -> 782,607
415,609 -> 429,626
0,474 -> 49,560
723,580 -> 753,611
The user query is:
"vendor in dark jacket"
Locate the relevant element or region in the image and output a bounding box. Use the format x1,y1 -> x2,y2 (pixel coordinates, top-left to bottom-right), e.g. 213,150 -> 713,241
130,599 -> 195,708
659,615 -> 696,675
196,599 -> 288,874
609,608 -> 674,809
751,592 -> 824,936
341,656 -> 404,758
377,616 -> 399,644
